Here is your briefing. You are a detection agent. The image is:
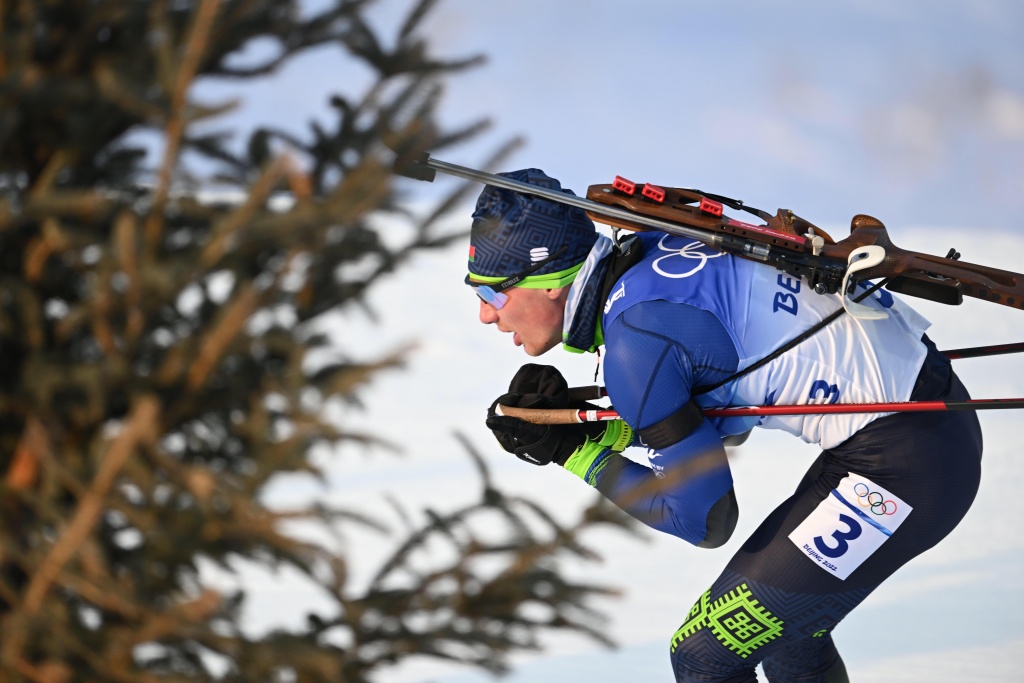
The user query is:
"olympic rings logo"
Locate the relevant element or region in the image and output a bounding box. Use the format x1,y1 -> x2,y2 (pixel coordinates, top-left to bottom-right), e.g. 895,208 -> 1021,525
652,236 -> 725,279
853,482 -> 898,516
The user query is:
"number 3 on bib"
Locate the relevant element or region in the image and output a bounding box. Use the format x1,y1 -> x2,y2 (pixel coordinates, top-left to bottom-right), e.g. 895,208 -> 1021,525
789,474 -> 912,580
813,514 -> 862,558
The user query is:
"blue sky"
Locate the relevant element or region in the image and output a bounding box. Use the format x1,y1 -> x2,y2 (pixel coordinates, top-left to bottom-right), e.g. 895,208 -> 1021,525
420,0 -> 1024,236
204,0 -> 1024,236
193,2 -> 1024,681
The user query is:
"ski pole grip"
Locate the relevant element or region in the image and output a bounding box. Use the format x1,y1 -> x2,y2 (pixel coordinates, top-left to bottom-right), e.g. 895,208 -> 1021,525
495,404 -> 582,424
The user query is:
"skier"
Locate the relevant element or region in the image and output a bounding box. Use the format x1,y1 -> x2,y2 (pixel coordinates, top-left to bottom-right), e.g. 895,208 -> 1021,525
467,169 -> 983,682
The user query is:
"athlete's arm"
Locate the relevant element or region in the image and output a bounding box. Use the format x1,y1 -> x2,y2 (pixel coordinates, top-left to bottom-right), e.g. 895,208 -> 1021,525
595,300 -> 741,547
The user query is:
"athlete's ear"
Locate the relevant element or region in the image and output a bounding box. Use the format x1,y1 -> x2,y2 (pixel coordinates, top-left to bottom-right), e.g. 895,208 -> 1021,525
544,287 -> 565,301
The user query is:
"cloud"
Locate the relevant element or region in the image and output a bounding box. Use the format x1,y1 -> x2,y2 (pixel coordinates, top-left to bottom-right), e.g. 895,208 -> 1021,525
857,65 -> 1024,169
701,106 -> 830,173
987,89 -> 1024,140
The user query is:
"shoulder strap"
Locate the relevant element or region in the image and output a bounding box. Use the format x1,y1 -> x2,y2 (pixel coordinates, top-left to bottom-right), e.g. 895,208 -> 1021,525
596,234 -> 645,307
691,279 -> 886,397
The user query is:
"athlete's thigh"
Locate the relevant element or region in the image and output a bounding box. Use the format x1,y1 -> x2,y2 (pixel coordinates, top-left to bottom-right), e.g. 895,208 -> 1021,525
671,403 -> 981,678
668,456 -> 862,680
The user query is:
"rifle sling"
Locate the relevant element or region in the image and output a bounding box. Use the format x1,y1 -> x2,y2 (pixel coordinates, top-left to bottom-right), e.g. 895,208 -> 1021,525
692,279 -> 887,398
606,242 -> 884,448
597,234 -> 645,308
635,296 -> 861,450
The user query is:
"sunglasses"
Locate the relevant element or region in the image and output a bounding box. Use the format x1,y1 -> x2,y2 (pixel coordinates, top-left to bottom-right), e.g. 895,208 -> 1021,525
469,244 -> 569,310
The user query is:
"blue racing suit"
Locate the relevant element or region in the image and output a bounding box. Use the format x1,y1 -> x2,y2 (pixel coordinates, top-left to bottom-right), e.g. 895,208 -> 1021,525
566,232 -> 983,682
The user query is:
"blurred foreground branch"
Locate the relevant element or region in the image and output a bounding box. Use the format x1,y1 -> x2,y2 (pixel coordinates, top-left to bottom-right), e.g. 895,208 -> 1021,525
0,1 -> 633,681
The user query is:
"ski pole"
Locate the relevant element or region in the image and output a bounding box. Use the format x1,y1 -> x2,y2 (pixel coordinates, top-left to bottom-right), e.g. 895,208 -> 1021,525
496,397 -> 1024,425
560,341 -> 1024,404
940,341 -> 1024,360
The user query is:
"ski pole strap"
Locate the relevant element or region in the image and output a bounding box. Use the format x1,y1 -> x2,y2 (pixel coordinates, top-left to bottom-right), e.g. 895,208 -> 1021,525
563,421 -> 633,485
599,419 -> 635,452
567,385 -> 607,402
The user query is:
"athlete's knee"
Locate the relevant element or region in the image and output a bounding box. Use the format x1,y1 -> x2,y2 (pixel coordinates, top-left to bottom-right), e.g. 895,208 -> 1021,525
762,655 -> 849,683
669,645 -> 757,683
823,655 -> 850,683
668,586 -> 774,683
761,635 -> 848,683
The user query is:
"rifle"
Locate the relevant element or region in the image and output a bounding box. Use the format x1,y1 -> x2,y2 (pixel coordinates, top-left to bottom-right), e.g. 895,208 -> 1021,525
397,153 -> 1024,421
399,153 -> 1024,315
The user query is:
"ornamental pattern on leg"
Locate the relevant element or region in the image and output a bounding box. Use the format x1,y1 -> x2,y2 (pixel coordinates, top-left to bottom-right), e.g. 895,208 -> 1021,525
670,584 -> 784,659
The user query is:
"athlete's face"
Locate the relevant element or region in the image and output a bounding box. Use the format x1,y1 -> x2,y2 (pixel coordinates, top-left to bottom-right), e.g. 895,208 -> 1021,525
477,286 -> 568,356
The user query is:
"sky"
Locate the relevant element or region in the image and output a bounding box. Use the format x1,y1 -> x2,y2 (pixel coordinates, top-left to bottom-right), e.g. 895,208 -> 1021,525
208,0 -> 1024,234
193,1 -> 1024,681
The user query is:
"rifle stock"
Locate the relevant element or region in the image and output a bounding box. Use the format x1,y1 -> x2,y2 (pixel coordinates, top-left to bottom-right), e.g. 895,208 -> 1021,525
832,214 -> 1024,309
586,184 -> 1024,311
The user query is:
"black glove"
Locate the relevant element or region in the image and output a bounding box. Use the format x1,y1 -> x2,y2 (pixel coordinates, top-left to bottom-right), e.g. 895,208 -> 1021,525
486,364 -> 605,466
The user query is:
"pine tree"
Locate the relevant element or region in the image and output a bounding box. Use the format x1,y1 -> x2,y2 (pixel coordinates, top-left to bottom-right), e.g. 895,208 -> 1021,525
0,1 -> 633,681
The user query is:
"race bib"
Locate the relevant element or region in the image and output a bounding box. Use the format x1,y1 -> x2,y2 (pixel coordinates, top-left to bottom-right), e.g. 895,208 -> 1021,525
789,473 -> 912,580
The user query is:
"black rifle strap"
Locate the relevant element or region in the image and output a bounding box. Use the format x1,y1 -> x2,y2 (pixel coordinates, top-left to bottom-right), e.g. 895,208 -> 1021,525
637,281 -> 887,450
597,234 -> 645,307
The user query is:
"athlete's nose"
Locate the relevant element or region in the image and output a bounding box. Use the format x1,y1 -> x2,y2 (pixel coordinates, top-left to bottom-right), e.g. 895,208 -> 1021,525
479,299 -> 498,324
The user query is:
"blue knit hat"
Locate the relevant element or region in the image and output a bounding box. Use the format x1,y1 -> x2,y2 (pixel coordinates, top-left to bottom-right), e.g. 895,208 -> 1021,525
466,169 -> 597,289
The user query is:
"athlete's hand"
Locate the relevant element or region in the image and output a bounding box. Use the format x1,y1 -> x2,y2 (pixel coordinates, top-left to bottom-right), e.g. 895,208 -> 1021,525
485,364 -> 604,466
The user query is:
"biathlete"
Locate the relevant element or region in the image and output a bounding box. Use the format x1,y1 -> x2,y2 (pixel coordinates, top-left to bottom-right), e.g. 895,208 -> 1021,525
466,169 -> 983,683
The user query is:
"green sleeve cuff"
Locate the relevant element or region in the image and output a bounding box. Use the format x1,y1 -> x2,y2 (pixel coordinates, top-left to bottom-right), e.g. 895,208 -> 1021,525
563,420 -> 634,486
596,419 -> 634,452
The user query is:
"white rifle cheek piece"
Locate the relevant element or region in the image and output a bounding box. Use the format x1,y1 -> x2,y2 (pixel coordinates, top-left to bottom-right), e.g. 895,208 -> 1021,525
842,245 -> 889,320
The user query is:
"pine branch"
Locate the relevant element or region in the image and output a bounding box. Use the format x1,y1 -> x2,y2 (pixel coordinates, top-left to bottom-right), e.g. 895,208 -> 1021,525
0,2 -> 634,680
